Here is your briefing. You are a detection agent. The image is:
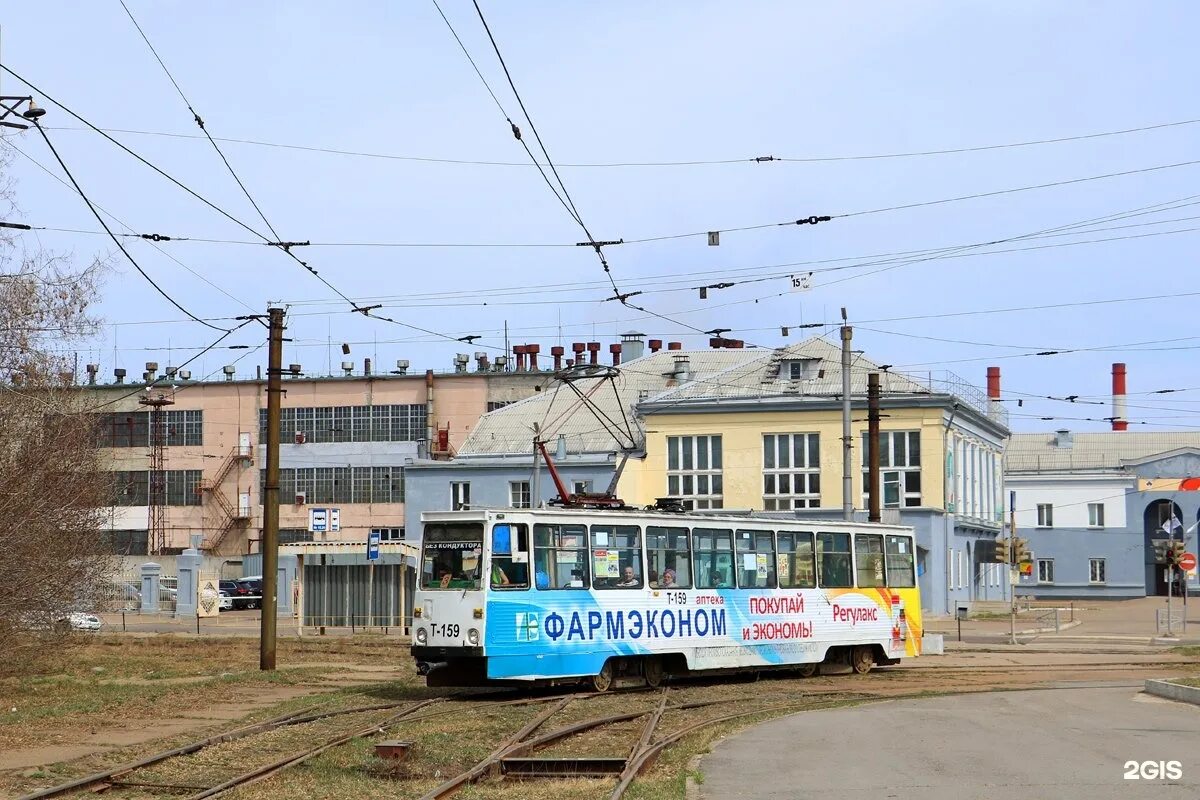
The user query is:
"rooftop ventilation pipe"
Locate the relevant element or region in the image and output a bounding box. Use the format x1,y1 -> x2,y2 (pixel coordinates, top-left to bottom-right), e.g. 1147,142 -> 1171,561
1055,429 -> 1073,448
527,343 -> 540,371
587,341 -> 601,364
513,345 -> 527,372
475,352 -> 489,372
551,346 -> 565,371
223,365 -> 237,381
667,341 -> 683,351
364,358 -> 372,376
621,332 -> 645,361
114,368 -> 127,384
648,339 -> 663,353
342,361 -> 354,376
610,343 -> 622,365
395,359 -> 410,375
144,361 -> 159,381
454,354 -> 469,374
85,363 -> 98,385
1112,363 -> 1128,431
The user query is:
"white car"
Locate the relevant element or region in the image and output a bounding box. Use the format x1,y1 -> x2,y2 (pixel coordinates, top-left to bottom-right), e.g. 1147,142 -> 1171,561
65,613 -> 102,631
218,590 -> 234,611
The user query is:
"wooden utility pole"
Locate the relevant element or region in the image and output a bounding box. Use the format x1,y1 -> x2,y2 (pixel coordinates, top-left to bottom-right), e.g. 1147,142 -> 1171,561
260,307 -> 285,671
868,372 -> 881,523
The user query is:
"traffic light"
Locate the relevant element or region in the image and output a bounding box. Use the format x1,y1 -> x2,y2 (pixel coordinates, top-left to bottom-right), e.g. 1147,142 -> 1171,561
992,538 -> 1010,563
1014,537 -> 1032,565
1165,540 -> 1185,567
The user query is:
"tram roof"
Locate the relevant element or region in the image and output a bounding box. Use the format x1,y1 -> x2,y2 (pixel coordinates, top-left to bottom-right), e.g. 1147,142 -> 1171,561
421,507 -> 913,533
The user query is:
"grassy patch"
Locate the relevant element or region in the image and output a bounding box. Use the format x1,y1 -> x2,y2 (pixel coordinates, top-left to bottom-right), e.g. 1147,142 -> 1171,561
1169,676 -> 1200,688
1171,645 -> 1200,658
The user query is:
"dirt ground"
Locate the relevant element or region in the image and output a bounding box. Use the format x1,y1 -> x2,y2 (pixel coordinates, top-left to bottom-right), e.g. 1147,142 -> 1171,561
1,633 -> 1197,799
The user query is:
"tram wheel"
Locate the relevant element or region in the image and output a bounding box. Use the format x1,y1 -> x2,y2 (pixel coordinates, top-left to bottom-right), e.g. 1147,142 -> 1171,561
643,657 -> 665,688
590,659 -> 615,692
851,645 -> 875,675
797,662 -> 818,678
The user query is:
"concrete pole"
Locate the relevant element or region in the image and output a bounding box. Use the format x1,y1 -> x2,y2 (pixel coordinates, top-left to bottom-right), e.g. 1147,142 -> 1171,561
868,373 -> 881,523
260,307 -> 284,670
841,320 -> 853,521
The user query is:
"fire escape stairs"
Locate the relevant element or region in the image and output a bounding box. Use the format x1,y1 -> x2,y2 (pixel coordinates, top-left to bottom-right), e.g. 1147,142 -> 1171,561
200,447 -> 253,553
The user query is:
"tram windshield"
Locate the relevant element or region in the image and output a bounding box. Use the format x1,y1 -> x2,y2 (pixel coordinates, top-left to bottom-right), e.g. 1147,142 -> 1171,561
421,522 -> 484,590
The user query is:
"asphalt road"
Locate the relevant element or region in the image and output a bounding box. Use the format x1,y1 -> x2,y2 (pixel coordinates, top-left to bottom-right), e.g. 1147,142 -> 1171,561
699,687 -> 1200,799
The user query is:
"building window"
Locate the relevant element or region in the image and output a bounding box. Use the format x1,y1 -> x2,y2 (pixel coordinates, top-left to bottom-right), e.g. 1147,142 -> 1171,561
102,530 -> 149,555
260,404 -> 427,444
279,529 -> 314,544
1037,503 -> 1054,528
1089,558 -> 1106,584
487,401 -> 514,412
509,481 -> 532,508
762,433 -> 820,510
95,410 -> 202,447
262,466 -> 404,504
862,431 -> 921,508
667,435 -> 723,510
111,470 -> 200,506
451,481 -> 470,511
1037,558 -> 1054,584
572,480 -> 593,495
1088,503 -> 1105,528
372,527 -> 405,541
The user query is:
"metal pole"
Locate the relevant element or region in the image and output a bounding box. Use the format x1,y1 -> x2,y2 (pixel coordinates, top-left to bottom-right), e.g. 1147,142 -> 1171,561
368,562 -> 375,631
1167,521 -> 1174,637
260,306 -> 284,670
867,372 -> 881,523
841,317 -> 853,521
1009,489 -> 1017,645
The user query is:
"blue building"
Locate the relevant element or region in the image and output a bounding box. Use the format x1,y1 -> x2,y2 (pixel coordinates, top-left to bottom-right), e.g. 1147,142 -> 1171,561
1006,430 -> 1200,599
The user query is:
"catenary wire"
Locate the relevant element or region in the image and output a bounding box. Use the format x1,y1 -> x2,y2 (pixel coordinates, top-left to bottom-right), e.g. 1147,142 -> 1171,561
25,119 -> 226,332
33,115 -> 1200,168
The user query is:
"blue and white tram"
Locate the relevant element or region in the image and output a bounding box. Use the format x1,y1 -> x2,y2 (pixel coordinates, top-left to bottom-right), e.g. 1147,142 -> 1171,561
411,508 -> 922,690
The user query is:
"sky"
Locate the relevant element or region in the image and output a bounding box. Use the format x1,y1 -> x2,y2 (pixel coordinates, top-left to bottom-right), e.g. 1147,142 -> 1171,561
1,1 -> 1197,433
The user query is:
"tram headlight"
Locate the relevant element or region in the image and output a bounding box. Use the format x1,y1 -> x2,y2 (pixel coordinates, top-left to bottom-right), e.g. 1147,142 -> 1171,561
415,627 -> 428,644
467,627 -> 480,645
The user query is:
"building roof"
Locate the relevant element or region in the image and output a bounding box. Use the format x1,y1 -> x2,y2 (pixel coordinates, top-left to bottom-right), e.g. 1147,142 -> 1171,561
1005,431 -> 1200,473
460,338 -> 1006,455
458,348 -> 753,455
643,337 -> 931,404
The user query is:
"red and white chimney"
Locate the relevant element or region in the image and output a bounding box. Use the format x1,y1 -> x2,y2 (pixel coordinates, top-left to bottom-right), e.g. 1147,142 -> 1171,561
986,366 -> 1001,401
1112,362 -> 1128,431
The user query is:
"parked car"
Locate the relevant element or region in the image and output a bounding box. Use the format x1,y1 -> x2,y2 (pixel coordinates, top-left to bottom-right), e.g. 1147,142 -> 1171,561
19,611 -> 101,633
236,578 -> 263,609
218,590 -> 234,611
220,580 -> 255,610
66,613 -> 102,631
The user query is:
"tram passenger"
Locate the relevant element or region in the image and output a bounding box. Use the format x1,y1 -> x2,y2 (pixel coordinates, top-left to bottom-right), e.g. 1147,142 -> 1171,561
490,562 -> 510,586
660,568 -> 677,588
616,566 -> 640,587
648,569 -> 659,586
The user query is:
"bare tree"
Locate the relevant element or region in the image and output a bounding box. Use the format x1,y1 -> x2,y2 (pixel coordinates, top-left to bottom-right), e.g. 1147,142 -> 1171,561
0,149 -> 112,672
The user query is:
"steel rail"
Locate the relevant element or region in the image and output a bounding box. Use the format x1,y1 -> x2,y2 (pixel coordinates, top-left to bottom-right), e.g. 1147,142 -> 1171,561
185,699 -> 440,799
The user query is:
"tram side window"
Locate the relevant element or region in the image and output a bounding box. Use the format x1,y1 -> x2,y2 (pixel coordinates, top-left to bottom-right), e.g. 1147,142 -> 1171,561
533,523 -> 589,589
591,525 -> 643,589
735,530 -> 776,588
489,523 -> 530,589
816,532 -> 853,588
777,531 -> 816,588
693,528 -> 735,589
854,533 -> 887,587
647,526 -> 692,588
885,535 -> 917,587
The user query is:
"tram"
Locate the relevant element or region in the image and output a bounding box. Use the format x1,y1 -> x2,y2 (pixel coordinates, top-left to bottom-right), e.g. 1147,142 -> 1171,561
411,506 -> 922,690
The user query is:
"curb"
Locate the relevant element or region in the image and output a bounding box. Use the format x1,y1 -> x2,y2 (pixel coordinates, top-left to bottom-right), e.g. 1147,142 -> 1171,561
1144,679 -> 1200,706
684,753 -> 704,800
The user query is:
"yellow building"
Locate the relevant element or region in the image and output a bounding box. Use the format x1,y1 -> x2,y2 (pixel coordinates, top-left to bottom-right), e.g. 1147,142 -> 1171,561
618,338 -> 1010,615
